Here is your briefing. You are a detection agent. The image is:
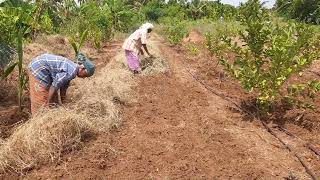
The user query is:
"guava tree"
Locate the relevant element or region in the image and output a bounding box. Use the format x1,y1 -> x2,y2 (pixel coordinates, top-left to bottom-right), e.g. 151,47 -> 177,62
211,0 -> 320,114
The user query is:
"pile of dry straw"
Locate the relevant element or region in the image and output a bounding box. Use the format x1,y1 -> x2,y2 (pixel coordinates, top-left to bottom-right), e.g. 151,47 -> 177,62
0,47 -> 169,174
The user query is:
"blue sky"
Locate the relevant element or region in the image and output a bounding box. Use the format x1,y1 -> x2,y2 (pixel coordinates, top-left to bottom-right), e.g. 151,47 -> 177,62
221,0 -> 276,8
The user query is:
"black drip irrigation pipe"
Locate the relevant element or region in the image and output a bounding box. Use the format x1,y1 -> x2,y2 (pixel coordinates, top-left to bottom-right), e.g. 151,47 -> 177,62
183,64 -> 318,180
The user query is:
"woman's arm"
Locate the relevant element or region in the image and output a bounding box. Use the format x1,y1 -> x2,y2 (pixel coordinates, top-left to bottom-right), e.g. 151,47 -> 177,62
142,44 -> 153,57
142,44 -> 150,55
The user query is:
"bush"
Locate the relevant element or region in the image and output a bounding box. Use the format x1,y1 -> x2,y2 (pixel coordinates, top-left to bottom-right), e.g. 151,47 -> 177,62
159,17 -> 188,45
142,0 -> 165,22
212,0 -> 320,113
62,2 -> 112,49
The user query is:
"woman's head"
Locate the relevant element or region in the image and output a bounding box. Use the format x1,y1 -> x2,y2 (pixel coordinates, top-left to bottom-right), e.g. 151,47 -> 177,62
141,23 -> 154,33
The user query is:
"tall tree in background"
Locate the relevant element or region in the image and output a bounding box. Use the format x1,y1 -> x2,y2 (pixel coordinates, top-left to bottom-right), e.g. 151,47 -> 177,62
276,0 -> 320,24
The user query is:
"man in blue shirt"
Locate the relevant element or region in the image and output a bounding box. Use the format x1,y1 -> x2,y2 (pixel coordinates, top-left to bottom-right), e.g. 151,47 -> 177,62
28,53 -> 95,114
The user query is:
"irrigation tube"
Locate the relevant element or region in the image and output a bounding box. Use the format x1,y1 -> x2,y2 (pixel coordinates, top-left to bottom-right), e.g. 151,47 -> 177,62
183,64 -> 318,180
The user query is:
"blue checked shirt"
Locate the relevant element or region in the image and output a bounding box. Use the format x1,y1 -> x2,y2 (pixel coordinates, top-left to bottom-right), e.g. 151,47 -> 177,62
29,54 -> 78,89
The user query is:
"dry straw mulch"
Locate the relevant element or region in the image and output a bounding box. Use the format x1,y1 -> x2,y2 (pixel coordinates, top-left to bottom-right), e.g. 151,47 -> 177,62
0,43 -> 169,174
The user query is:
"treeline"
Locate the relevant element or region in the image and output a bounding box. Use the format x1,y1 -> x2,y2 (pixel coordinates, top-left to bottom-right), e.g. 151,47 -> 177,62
0,0 -> 239,68
1,0 -> 320,69
276,0 -> 320,24
141,0 -> 237,22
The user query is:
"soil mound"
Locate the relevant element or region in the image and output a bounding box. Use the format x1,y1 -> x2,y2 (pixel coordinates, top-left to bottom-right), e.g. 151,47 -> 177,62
183,30 -> 204,44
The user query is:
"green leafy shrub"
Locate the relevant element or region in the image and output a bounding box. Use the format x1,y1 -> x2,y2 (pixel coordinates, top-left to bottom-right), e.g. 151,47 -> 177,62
62,2 -> 112,49
142,0 -> 165,22
160,17 -> 188,45
211,0 -> 320,113
161,3 -> 186,20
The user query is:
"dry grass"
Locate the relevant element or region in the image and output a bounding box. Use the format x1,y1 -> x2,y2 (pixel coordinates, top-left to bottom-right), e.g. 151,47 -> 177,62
140,38 -> 170,75
0,52 -> 134,174
0,37 -> 169,174
141,56 -> 169,75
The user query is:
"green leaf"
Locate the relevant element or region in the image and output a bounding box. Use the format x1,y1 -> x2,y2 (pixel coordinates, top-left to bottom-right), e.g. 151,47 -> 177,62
1,62 -> 18,80
79,29 -> 89,51
69,37 -> 78,55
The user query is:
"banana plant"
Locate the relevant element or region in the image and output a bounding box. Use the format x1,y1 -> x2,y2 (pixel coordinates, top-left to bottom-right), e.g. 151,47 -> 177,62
0,4 -> 37,110
187,0 -> 207,20
103,0 -> 136,32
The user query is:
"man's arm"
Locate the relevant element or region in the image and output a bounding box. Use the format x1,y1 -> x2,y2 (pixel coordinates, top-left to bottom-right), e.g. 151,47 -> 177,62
60,86 -> 68,104
48,86 -> 58,105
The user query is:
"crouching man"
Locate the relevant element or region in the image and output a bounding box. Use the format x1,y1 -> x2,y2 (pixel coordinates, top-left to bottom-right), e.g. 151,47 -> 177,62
28,53 -> 95,115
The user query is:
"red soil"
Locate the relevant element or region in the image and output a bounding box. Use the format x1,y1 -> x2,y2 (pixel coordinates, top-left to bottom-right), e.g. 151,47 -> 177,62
183,30 -> 205,44
19,35 -> 320,179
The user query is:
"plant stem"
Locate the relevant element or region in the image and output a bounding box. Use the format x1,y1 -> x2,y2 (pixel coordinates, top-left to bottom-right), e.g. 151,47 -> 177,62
17,30 -> 24,111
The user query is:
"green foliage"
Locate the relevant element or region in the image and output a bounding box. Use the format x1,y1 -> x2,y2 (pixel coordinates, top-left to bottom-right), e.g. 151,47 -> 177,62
69,29 -> 89,55
63,0 -> 141,48
160,17 -> 188,45
286,80 -> 320,109
63,2 -> 111,49
1,62 -> 17,80
204,1 -> 238,21
186,0 -> 207,20
186,43 -> 199,55
104,0 -> 140,32
205,20 -> 242,60
0,0 -> 50,110
211,0 -> 320,113
0,43 -> 14,69
142,0 -> 165,22
162,2 -> 186,20
276,0 -> 320,24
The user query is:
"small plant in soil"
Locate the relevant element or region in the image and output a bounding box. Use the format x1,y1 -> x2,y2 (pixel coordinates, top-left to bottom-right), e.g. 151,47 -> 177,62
186,43 -> 200,56
212,0 -> 320,115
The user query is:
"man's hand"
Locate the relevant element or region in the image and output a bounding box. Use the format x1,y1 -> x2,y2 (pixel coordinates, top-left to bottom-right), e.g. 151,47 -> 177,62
48,103 -> 58,108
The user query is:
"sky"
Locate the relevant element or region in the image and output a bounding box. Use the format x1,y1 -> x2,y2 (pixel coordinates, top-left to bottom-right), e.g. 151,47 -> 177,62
220,0 -> 276,8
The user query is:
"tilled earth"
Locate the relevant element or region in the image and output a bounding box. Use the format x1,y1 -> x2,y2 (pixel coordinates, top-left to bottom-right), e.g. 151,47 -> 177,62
22,35 -> 320,179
